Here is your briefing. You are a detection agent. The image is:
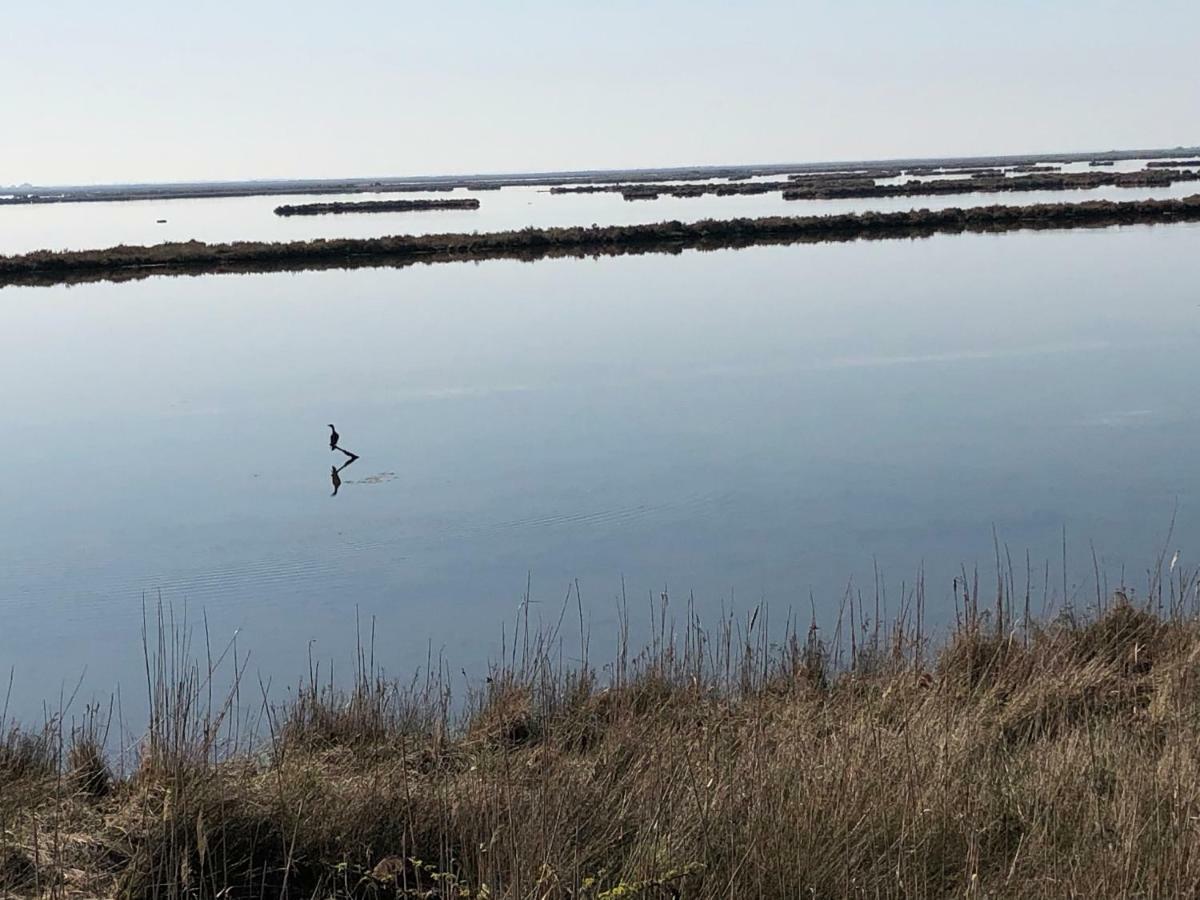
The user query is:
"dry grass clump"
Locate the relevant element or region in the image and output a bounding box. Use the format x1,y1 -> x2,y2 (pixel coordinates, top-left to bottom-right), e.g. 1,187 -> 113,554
0,724 -> 55,790
8,575 -> 1200,897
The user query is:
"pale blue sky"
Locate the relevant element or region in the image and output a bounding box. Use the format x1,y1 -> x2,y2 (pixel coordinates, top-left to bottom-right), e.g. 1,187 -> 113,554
5,0 -> 1198,185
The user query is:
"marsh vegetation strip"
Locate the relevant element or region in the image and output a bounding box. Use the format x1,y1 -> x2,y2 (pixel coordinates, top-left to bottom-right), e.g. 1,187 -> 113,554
781,168 -> 1200,200
4,593 -> 1200,898
4,195 -> 1200,288
551,173 -> 884,196
549,168 -> 1200,201
273,198 -> 481,216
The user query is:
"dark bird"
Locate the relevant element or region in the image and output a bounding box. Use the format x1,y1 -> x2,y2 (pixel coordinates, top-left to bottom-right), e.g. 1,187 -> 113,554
328,424 -> 339,451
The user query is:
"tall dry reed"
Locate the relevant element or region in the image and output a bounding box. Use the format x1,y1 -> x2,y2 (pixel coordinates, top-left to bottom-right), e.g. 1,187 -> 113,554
4,558 -> 1200,898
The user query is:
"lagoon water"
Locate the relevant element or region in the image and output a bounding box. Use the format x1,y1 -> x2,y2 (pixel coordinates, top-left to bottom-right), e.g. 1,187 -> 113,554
2,200 -> 1200,724
1,156 -> 1198,255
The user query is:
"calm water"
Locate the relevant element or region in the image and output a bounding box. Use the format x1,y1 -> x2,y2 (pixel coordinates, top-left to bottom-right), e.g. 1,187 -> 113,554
3,219 -> 1200,723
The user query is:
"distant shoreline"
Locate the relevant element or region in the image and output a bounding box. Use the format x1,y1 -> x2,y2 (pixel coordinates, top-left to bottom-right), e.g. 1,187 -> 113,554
2,195 -> 1199,289
2,145 -> 1198,206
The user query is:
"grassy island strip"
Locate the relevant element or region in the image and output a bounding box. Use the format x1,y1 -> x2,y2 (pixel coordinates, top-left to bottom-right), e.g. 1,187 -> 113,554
3,195 -> 1200,289
4,585 -> 1200,898
548,168 -> 1200,202
274,198 -> 481,216
551,173 -> 886,196
782,168 -> 1200,201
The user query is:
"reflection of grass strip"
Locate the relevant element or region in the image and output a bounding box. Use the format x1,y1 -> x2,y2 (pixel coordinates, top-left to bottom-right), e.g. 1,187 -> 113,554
4,194 -> 1200,288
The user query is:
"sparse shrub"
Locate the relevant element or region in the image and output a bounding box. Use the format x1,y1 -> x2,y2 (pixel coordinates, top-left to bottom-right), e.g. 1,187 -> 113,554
0,723 -> 54,787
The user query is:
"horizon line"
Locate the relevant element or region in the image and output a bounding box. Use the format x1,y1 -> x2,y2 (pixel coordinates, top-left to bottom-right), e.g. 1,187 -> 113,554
6,143 -> 1200,194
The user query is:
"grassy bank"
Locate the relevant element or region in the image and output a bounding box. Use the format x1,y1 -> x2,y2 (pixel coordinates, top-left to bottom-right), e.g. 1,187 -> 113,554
274,199 -> 481,216
4,195 -> 1200,289
5,572 -> 1200,898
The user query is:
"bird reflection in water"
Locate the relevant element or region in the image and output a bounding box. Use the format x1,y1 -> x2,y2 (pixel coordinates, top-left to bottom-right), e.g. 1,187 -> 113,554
330,450 -> 360,496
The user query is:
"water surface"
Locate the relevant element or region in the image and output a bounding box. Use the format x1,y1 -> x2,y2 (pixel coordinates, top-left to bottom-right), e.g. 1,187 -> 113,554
2,221 -> 1199,722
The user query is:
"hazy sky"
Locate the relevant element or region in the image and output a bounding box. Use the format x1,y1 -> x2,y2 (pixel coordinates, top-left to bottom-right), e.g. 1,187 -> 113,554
5,0 -> 1198,185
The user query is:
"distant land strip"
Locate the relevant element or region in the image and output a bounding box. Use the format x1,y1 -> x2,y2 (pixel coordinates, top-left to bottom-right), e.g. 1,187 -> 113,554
274,199 -> 481,216
3,146 -> 1198,205
3,195 -> 1199,289
782,168 -> 1200,201
551,168 -> 1200,202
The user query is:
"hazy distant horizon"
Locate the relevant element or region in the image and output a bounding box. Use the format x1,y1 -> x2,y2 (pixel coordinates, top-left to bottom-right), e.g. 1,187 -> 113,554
5,0 -> 1199,186
9,139 -> 1200,193
7,142 -> 1200,193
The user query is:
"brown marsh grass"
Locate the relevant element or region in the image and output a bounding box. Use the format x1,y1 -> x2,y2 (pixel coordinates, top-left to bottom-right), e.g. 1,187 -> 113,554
6,551 -> 1200,898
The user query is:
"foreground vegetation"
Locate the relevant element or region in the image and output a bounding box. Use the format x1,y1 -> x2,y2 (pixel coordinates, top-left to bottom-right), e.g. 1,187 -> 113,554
4,195 -> 1200,288
6,566 -> 1200,898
